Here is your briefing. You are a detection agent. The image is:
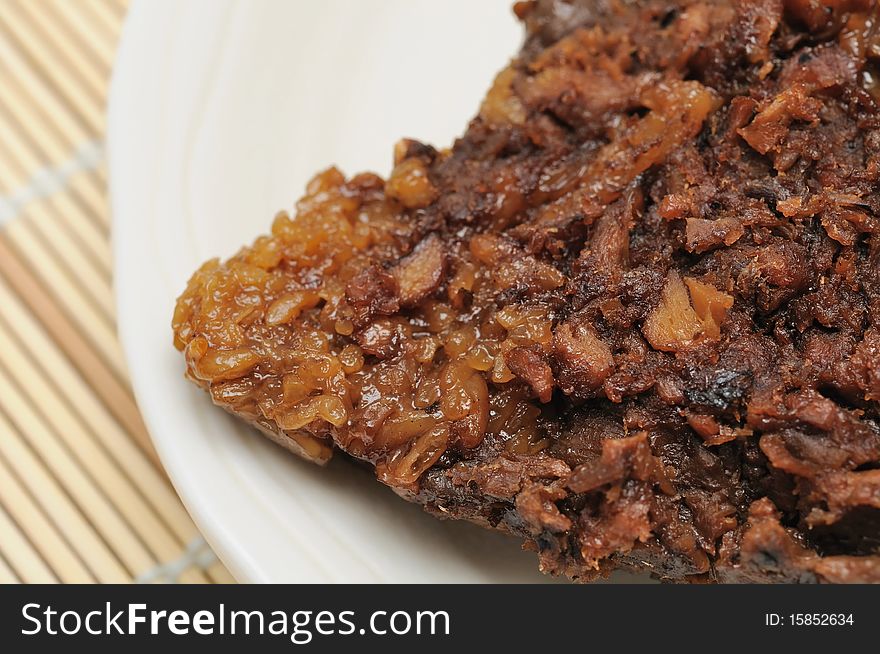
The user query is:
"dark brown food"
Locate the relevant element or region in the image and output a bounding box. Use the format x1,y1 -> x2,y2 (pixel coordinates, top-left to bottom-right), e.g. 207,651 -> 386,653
173,0 -> 880,582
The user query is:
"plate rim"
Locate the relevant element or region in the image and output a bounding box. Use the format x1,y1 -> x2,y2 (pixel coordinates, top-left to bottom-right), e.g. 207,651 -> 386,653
107,0 -> 560,585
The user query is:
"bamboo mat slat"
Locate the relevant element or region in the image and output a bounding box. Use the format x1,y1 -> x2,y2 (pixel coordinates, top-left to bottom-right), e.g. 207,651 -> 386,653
0,547 -> 20,584
0,452 -> 94,583
0,408 -> 131,583
0,7 -> 105,135
48,0 -> 117,76
0,326 -> 212,585
0,500 -> 57,583
0,0 -> 234,584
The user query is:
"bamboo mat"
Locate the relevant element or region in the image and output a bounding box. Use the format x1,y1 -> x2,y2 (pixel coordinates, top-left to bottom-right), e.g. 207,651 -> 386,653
0,0 -> 235,584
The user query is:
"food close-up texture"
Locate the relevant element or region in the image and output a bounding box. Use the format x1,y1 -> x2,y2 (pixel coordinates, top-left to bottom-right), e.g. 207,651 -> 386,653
173,0 -> 880,582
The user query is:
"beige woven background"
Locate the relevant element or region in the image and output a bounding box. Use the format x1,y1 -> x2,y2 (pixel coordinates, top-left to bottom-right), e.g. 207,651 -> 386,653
0,0 -> 233,583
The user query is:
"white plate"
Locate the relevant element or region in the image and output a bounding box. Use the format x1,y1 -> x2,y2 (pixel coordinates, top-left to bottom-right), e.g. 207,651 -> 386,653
109,0 -> 643,584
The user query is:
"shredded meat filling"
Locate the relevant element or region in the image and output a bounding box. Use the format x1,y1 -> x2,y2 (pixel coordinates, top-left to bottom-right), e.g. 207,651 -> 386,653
174,0 -> 880,582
